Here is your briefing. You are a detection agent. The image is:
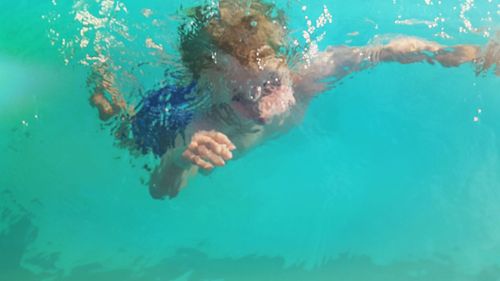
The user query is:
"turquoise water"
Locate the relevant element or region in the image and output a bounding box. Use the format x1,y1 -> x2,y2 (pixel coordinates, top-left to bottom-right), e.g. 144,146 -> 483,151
1,0 -> 500,280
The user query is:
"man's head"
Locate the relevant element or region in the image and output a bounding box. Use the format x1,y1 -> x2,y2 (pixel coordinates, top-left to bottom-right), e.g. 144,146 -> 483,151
218,50 -> 295,123
180,0 -> 295,123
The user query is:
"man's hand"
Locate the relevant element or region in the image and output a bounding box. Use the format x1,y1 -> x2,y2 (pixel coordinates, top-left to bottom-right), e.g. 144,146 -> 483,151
182,130 -> 236,170
481,39 -> 500,76
435,45 -> 480,67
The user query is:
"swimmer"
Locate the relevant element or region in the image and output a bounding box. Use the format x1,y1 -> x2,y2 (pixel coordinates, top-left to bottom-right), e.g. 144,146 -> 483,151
90,0 -> 500,199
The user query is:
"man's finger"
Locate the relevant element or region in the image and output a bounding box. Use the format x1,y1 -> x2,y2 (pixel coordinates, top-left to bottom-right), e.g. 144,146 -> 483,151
182,149 -> 195,161
188,142 -> 198,151
210,131 -> 236,150
194,156 -> 214,170
195,135 -> 223,154
219,147 -> 233,161
197,145 -> 226,167
184,150 -> 214,169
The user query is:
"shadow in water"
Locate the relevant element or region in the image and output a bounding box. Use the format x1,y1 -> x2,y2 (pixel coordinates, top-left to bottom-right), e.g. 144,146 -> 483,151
1,190 -> 500,281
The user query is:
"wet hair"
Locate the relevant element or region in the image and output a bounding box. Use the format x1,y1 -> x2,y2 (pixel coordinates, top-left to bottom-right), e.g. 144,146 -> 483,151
179,0 -> 287,77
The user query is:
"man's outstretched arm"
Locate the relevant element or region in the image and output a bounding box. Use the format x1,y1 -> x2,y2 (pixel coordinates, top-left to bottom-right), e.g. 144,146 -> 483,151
295,36 -> 499,96
376,37 -> 486,67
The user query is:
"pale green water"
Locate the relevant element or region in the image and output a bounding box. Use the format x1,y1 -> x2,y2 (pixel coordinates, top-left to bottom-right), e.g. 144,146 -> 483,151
1,1 -> 500,281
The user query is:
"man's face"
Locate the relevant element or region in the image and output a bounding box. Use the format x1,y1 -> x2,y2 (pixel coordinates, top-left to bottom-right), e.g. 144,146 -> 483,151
224,55 -> 296,123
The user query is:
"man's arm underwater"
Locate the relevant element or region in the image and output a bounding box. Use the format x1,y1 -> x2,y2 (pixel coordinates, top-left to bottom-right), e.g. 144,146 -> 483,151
149,130 -> 236,199
149,106 -> 276,199
295,35 -> 499,96
87,64 -> 252,199
375,36 -> 499,70
88,63 -> 129,121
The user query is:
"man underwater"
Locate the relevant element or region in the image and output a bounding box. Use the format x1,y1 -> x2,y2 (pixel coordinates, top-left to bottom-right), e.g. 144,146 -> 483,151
90,0 -> 500,199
